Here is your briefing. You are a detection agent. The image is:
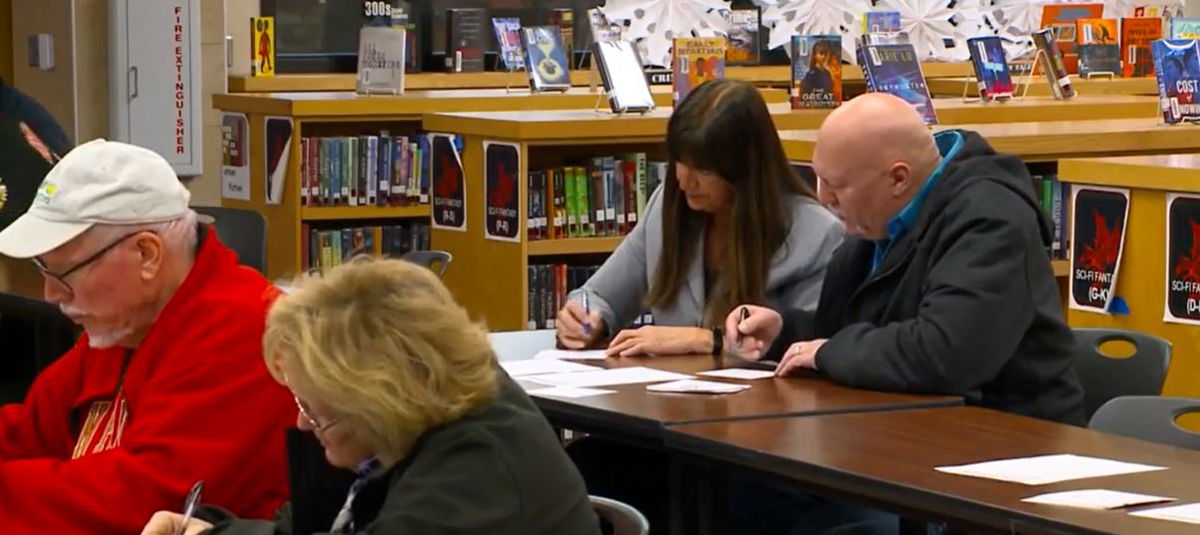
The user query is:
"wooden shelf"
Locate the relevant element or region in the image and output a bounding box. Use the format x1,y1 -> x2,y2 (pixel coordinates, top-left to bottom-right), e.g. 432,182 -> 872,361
527,236 -> 625,256
301,205 -> 431,221
1052,260 -> 1069,278
782,118 -> 1200,163
228,63 -> 975,93
929,76 -> 1159,98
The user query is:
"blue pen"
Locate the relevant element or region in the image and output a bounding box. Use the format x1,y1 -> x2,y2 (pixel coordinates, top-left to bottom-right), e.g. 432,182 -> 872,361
581,293 -> 592,336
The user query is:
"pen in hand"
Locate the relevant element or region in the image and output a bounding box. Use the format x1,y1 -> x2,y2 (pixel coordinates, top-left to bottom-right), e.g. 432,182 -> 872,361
581,293 -> 591,336
173,480 -> 204,535
735,306 -> 749,347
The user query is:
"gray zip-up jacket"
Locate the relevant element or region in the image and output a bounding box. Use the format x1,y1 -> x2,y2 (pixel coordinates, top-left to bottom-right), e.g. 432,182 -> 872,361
569,186 -> 843,333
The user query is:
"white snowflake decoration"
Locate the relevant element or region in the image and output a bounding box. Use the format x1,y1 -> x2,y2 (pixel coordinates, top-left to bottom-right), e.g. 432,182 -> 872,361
1106,0 -> 1186,17
600,0 -> 733,68
754,0 -> 869,63
872,0 -> 984,61
979,0 -> 1097,60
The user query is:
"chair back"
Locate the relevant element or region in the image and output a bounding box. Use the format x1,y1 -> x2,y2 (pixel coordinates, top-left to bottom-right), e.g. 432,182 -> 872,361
1089,396 -> 1200,451
400,250 -> 452,278
591,495 -> 650,535
1072,328 -> 1171,420
193,206 -> 267,273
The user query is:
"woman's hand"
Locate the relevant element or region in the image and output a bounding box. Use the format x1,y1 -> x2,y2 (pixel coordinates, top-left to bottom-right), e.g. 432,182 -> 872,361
606,326 -> 711,357
140,511 -> 213,535
556,300 -> 605,349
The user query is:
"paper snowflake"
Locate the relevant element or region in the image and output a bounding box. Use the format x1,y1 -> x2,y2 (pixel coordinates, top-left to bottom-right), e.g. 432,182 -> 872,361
754,0 -> 869,63
872,0 -> 983,61
601,0 -> 733,67
1107,0 -> 1186,18
979,0 -> 1096,60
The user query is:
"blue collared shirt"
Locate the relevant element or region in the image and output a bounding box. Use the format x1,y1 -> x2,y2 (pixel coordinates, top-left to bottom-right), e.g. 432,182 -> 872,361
872,130 -> 965,271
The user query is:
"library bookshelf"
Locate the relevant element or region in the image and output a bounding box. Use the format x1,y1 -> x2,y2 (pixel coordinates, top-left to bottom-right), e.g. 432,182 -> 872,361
419,98 -> 1153,330
1059,155 -> 1200,399
213,88 -> 791,281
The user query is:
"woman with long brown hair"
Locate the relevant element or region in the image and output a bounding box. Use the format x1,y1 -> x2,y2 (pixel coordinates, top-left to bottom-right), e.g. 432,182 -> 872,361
555,78 -> 842,358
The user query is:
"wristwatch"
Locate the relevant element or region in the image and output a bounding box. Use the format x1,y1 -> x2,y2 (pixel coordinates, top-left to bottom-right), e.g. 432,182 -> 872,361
711,326 -> 724,357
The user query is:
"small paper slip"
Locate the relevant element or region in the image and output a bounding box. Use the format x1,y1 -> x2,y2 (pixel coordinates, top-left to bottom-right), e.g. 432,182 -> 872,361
527,366 -> 692,388
533,349 -> 609,361
500,359 -> 602,377
646,379 -> 751,394
1129,503 -> 1200,525
696,368 -> 776,380
935,454 -> 1167,485
525,386 -> 618,399
1022,489 -> 1175,510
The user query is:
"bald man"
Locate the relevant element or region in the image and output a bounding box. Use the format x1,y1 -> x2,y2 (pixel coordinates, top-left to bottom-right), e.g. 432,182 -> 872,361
727,93 -> 1084,425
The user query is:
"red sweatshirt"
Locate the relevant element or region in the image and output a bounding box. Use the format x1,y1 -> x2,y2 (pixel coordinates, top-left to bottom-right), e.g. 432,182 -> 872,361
0,226 -> 295,534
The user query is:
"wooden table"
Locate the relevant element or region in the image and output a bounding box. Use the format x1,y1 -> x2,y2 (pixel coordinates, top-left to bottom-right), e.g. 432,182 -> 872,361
781,118 -> 1200,164
524,354 -> 962,446
668,407 -> 1200,534
928,76 -> 1160,98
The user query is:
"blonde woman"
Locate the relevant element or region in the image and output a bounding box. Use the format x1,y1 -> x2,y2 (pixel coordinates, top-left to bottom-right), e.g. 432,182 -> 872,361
141,259 -> 601,535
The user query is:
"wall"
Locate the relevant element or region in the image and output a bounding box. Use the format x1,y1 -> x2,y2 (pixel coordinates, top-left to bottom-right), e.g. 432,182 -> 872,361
225,0 -> 258,77
7,0 -> 226,206
1,0 -> 12,82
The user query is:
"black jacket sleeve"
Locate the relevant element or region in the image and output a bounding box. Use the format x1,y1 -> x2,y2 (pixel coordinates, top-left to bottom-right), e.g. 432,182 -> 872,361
812,213 -> 1037,394
199,503 -> 290,535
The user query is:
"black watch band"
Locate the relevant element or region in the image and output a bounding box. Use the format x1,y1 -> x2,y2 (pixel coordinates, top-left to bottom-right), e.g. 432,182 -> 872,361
711,326 -> 724,356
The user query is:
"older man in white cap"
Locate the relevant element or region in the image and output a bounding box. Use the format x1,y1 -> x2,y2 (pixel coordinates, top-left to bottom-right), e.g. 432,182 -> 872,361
0,140 -> 294,534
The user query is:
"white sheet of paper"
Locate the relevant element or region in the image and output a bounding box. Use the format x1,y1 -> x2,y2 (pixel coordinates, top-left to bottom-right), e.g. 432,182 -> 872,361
524,385 -> 618,399
533,349 -> 609,361
526,366 -> 692,388
1022,489 -> 1175,510
935,454 -> 1167,485
500,359 -> 602,377
696,369 -> 776,380
646,379 -> 751,394
1129,503 -> 1200,524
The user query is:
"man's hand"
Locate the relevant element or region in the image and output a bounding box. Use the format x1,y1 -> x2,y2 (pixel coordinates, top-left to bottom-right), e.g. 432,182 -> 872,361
556,300 -> 605,349
140,511 -> 212,535
606,326 -> 710,357
723,305 -> 783,360
775,339 -> 828,377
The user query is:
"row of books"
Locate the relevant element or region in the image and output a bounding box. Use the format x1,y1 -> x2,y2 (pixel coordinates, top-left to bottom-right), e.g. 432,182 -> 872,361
1033,175 -> 1070,261
299,133 -> 436,207
527,263 -> 654,330
526,155 -> 667,241
300,221 -> 432,272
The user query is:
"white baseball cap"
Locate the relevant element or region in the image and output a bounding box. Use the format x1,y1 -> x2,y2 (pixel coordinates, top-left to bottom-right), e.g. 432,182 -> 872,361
0,139 -> 191,258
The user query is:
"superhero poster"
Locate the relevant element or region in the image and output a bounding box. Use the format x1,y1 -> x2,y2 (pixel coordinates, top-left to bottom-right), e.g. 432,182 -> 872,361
1070,186 -> 1130,314
483,141 -> 521,242
1164,193 -> 1200,324
430,134 -> 466,232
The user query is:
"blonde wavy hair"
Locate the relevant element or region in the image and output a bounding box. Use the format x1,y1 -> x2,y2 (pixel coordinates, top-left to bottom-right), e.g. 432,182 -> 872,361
264,257 -> 498,465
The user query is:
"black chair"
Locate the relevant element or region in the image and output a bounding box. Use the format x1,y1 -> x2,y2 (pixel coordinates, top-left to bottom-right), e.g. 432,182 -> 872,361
400,250 -> 452,278
0,292 -> 78,401
1072,328 -> 1171,420
193,206 -> 267,273
1090,396 -> 1200,451
591,495 -> 649,535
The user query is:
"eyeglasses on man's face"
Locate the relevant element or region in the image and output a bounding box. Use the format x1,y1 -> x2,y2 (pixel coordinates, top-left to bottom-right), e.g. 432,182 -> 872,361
31,231 -> 148,297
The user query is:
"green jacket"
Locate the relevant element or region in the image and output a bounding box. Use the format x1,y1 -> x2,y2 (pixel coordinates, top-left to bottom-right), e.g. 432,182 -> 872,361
200,372 -> 601,535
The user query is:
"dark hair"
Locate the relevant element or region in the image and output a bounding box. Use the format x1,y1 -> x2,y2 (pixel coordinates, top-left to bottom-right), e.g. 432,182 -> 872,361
647,79 -> 815,326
